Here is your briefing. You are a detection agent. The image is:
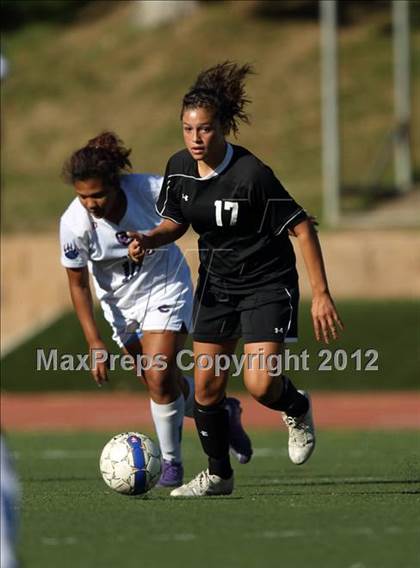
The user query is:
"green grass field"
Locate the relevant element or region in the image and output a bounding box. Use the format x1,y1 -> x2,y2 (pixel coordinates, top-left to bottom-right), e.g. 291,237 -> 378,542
2,299 -> 419,392
8,429 -> 420,568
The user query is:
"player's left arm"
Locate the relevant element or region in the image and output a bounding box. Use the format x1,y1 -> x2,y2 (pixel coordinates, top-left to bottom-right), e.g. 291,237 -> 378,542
293,219 -> 344,343
288,214 -> 318,236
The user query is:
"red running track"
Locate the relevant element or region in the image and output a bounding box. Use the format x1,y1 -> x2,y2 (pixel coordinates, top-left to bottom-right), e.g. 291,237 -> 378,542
1,391 -> 419,431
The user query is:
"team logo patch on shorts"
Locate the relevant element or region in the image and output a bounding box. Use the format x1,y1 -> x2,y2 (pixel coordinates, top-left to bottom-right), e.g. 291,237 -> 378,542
64,243 -> 79,259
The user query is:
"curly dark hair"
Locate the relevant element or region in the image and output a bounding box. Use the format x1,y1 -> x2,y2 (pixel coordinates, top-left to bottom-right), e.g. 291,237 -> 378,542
62,132 -> 132,188
181,61 -> 254,136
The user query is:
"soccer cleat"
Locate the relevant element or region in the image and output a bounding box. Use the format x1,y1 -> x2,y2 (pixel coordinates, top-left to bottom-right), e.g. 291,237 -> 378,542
170,469 -> 234,497
156,460 -> 184,488
225,397 -> 253,464
282,390 -> 315,465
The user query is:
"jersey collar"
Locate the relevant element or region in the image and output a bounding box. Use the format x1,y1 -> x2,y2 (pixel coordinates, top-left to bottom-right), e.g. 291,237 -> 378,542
198,143 -> 233,180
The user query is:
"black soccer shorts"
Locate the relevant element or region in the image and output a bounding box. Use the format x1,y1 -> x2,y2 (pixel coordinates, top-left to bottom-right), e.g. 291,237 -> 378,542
192,283 -> 299,344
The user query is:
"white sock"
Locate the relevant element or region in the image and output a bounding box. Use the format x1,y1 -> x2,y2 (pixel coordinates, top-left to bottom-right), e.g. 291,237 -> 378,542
150,395 -> 185,463
182,375 -> 195,418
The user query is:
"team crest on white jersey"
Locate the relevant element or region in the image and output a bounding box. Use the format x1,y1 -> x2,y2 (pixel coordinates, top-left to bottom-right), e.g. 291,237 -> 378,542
115,231 -> 132,246
64,243 -> 79,259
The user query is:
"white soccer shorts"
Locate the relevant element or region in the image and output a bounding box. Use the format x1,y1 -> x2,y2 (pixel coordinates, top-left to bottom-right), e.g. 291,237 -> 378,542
102,278 -> 193,349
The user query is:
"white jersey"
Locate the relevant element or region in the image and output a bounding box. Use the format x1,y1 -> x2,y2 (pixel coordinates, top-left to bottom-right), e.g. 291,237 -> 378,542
60,174 -> 192,343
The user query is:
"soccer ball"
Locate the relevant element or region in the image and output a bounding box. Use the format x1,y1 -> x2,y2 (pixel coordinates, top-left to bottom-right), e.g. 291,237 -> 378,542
100,432 -> 161,495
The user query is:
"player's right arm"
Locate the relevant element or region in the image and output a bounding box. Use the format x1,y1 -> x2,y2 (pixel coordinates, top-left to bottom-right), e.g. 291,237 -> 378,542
65,266 -> 109,386
127,219 -> 189,262
128,155 -> 189,262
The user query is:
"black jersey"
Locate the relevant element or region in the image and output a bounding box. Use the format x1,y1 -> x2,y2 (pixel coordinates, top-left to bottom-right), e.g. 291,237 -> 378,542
156,144 -> 307,293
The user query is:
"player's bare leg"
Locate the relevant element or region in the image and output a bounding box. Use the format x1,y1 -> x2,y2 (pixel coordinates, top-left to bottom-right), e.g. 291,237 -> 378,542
140,330 -> 187,402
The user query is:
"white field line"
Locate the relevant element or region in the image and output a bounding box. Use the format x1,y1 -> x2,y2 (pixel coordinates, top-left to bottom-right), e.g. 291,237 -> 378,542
91,527 -> 418,544
257,476 -> 412,485
42,537 -> 78,546
246,526 -> 419,539
14,448 -> 289,460
242,448 -> 365,458
12,449 -> 98,460
154,533 -> 196,542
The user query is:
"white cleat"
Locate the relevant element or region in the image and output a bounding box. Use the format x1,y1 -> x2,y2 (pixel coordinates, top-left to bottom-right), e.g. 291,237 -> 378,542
282,390 -> 315,465
170,469 -> 234,497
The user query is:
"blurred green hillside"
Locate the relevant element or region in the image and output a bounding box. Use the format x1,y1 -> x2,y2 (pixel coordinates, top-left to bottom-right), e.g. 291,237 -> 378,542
2,0 -> 419,231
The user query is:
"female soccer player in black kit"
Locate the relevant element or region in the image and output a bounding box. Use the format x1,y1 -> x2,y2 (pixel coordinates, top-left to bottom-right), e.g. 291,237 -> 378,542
129,62 -> 343,497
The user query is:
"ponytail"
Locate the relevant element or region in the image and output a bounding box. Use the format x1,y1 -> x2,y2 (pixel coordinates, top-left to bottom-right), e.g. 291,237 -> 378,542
181,61 -> 253,136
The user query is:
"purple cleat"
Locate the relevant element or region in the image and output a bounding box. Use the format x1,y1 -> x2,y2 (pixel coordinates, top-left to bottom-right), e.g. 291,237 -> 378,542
225,397 -> 253,464
156,460 -> 184,488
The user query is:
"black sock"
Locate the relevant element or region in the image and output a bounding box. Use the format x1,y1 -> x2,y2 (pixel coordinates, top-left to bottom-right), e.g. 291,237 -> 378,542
264,376 -> 309,417
193,398 -> 233,479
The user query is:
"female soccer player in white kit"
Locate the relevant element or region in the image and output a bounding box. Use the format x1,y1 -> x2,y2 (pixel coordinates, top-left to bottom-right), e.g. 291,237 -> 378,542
60,132 -> 252,487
